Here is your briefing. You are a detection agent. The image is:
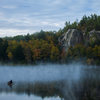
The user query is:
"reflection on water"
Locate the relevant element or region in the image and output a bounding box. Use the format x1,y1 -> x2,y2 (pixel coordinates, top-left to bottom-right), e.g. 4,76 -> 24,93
0,93 -> 61,100
0,81 -> 64,99
0,64 -> 100,100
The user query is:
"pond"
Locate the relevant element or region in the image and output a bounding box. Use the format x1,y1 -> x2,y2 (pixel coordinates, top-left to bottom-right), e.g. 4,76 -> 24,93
0,64 -> 100,100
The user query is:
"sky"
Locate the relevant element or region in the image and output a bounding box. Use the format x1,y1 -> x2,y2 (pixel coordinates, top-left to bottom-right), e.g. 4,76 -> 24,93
0,0 -> 100,37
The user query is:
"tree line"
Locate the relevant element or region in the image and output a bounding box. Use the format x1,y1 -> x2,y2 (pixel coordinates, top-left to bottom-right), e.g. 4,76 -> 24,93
0,14 -> 100,65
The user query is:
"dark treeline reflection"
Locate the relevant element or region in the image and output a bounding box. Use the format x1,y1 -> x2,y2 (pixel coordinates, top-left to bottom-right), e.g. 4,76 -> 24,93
0,67 -> 100,100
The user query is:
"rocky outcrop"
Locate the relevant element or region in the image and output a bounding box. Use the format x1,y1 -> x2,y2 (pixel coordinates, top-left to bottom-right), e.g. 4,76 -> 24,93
89,29 -> 100,42
59,29 -> 84,50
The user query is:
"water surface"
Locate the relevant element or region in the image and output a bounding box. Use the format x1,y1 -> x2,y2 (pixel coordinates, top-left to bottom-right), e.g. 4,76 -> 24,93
0,64 -> 100,100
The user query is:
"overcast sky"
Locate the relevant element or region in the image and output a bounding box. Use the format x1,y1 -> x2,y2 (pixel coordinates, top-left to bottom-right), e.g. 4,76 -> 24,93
0,0 -> 100,37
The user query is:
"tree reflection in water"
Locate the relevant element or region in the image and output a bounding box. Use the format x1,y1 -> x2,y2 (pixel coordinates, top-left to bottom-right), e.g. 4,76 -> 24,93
0,77 -> 100,100
0,66 -> 100,100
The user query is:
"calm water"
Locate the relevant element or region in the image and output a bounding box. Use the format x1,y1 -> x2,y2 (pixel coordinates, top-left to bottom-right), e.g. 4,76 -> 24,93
0,64 -> 100,100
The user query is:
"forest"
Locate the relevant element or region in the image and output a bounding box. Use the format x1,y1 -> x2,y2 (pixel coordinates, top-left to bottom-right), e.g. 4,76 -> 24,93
0,14 -> 100,65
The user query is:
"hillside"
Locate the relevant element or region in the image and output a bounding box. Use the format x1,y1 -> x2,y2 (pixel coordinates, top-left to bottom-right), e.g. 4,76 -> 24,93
0,14 -> 100,65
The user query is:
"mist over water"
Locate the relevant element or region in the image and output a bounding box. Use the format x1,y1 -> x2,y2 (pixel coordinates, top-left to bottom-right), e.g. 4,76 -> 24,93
0,63 -> 86,83
0,63 -> 100,100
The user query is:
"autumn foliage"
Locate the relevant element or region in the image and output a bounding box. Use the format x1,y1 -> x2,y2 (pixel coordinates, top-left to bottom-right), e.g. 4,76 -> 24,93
0,14 -> 100,65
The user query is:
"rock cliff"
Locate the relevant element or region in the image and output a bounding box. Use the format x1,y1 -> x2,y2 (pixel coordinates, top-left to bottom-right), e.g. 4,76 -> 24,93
59,29 -> 84,49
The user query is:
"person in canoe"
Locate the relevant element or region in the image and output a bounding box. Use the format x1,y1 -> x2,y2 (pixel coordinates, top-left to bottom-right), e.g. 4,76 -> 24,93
7,80 -> 13,88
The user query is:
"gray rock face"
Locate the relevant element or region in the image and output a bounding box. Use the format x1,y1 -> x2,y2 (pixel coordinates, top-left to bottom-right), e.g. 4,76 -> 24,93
89,29 -> 100,40
59,29 -> 84,49
87,30 -> 100,44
